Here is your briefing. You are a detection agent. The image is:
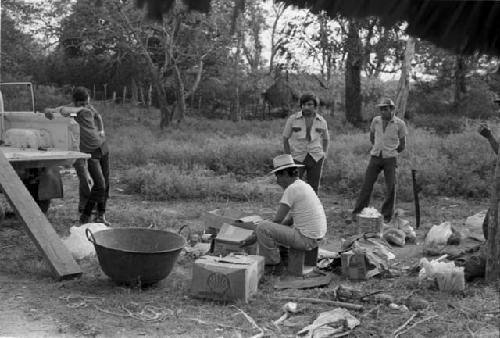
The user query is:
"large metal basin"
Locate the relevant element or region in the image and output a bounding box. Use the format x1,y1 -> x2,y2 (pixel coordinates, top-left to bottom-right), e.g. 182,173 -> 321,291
86,227 -> 185,285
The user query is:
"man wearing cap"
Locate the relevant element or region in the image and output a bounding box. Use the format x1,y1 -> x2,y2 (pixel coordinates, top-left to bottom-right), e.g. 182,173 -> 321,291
477,95 -> 500,239
283,93 -> 330,193
255,154 -> 327,267
352,98 -> 407,223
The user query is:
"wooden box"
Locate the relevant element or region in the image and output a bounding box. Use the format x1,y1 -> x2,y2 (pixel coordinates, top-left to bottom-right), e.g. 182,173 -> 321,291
191,255 -> 265,303
356,215 -> 383,237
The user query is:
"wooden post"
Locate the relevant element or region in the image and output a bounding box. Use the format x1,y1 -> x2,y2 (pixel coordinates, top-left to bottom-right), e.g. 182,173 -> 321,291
122,86 -> 127,105
93,84 -> 96,100
103,84 -> 107,101
486,152 -> 500,281
147,85 -> 153,107
0,151 -> 81,279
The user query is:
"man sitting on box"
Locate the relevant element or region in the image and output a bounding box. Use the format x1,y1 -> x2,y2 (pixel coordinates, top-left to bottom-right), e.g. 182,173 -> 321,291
256,154 -> 327,268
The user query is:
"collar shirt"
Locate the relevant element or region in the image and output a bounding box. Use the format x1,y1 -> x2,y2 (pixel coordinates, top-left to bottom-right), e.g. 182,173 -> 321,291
369,115 -> 407,158
74,104 -> 104,153
283,111 -> 329,162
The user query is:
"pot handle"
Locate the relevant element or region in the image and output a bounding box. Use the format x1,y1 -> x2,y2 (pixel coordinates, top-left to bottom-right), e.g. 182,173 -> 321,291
86,228 -> 97,245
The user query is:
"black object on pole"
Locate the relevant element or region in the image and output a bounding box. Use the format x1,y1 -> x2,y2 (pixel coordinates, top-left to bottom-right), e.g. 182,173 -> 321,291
411,169 -> 421,229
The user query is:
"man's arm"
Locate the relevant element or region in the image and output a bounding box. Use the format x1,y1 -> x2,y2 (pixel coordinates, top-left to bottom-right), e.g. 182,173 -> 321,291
283,116 -> 293,154
273,203 -> 291,225
479,124 -> 499,154
44,106 -> 86,119
322,128 -> 329,158
94,111 -> 106,137
397,137 -> 406,153
283,137 -> 291,154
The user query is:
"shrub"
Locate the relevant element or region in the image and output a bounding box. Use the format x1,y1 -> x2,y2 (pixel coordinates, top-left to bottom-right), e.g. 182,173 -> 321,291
122,164 -> 268,201
102,102 -> 497,202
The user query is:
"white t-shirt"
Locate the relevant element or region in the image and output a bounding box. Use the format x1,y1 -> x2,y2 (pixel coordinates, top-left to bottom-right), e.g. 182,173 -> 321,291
280,179 -> 327,239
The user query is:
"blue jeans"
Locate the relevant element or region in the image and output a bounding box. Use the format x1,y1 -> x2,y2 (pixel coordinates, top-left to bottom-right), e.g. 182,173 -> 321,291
255,221 -> 319,265
352,155 -> 397,221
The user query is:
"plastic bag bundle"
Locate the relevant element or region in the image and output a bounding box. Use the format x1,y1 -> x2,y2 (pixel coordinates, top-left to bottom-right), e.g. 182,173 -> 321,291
419,257 -> 465,292
425,222 -> 453,246
359,207 -> 381,218
62,223 -> 108,259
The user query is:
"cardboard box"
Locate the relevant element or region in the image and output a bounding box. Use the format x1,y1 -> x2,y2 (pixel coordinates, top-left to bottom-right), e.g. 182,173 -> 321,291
212,223 -> 258,256
356,215 -> 383,237
203,209 -> 246,235
341,251 -> 380,280
191,255 -> 265,303
203,209 -> 263,235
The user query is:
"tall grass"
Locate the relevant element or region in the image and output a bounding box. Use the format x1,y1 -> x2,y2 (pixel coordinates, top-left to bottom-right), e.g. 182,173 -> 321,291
98,103 -> 496,202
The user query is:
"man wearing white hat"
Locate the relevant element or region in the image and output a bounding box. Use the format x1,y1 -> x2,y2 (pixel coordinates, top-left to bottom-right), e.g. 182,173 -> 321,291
352,97 -> 407,223
255,154 -> 327,267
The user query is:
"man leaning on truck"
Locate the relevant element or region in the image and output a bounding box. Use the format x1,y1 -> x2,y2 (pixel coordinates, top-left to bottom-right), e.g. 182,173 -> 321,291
44,87 -> 110,225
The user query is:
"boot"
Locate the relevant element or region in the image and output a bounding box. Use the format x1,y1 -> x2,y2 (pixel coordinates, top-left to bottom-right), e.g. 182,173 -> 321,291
94,212 -> 110,226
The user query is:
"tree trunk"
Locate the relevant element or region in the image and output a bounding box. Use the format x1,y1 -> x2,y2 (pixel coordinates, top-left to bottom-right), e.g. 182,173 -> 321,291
115,7 -> 171,128
395,38 -> 415,119
454,55 -> 467,104
122,86 -> 127,104
486,152 -> 500,281
173,63 -> 186,123
345,20 -> 362,126
131,78 -> 138,105
233,86 -> 241,122
148,85 -> 153,107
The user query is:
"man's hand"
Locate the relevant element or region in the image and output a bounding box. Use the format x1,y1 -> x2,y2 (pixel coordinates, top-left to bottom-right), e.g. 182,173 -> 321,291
44,108 -> 55,120
478,123 -> 492,138
98,130 -> 105,138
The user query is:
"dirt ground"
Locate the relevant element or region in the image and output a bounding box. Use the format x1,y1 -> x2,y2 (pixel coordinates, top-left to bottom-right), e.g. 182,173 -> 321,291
1,172 -> 499,337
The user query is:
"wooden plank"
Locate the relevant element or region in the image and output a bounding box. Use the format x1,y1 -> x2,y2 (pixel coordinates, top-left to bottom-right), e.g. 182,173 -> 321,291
274,274 -> 332,290
0,150 -> 81,280
1,147 -> 90,162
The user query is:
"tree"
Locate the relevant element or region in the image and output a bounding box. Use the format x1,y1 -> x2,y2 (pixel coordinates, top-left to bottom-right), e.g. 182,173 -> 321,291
395,37 -> 415,119
0,2 -> 46,81
268,1 -> 288,73
344,19 -> 362,126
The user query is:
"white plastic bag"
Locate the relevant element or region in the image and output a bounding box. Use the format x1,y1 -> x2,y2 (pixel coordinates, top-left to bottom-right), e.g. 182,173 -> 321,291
425,222 -> 452,246
465,210 -> 487,229
419,256 -> 465,291
62,223 -> 108,259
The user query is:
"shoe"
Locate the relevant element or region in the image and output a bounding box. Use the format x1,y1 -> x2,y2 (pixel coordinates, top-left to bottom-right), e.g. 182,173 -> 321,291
94,213 -> 111,226
80,213 -> 91,224
384,216 -> 391,223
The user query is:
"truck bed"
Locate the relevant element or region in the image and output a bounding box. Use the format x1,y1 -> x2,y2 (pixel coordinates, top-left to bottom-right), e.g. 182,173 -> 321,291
1,146 -> 90,169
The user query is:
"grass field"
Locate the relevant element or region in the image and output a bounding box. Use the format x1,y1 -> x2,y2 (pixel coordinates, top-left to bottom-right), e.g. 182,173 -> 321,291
0,103 -> 499,337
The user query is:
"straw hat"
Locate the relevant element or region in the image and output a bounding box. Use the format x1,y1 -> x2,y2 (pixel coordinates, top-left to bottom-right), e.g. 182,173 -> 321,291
270,154 -> 304,174
377,98 -> 395,107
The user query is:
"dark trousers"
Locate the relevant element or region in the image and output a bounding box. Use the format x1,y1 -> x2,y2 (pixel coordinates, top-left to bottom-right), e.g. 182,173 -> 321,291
82,147 -> 110,217
295,153 -> 324,193
74,158 -> 91,213
353,156 -> 397,221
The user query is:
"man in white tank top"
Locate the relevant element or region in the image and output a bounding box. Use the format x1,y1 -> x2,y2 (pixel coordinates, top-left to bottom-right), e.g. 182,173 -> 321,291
255,154 -> 327,266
